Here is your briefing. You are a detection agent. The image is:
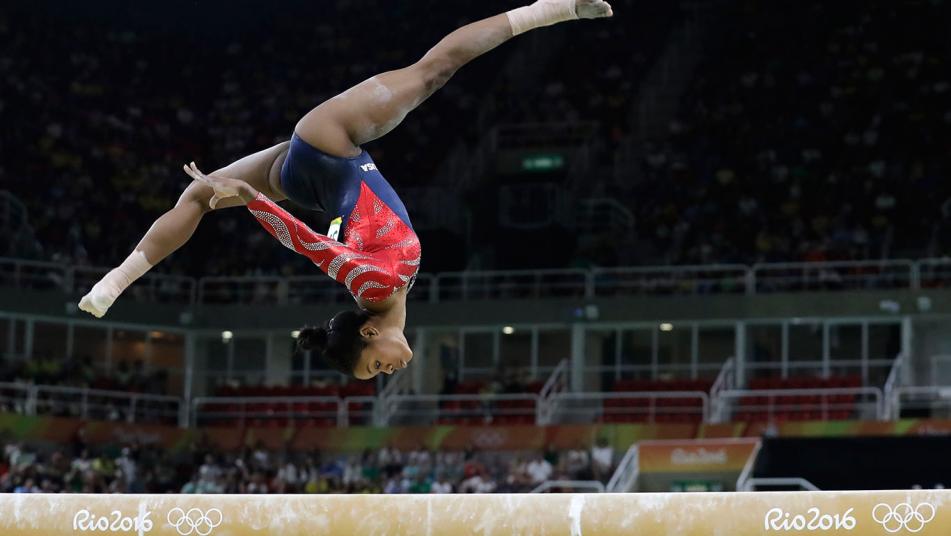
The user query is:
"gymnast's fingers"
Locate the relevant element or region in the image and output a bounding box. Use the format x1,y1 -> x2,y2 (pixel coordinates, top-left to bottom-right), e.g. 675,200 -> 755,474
183,163 -> 205,183
187,162 -> 207,181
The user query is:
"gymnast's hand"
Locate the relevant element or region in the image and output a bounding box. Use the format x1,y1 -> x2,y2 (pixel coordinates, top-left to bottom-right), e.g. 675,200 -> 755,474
183,161 -> 258,208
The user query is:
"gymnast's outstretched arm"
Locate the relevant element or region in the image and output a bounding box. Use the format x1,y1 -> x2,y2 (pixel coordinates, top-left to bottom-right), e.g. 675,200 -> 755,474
187,167 -> 405,302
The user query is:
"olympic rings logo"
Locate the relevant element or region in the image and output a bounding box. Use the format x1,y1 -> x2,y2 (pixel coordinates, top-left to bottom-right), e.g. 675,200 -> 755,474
166,508 -> 223,536
872,503 -> 936,533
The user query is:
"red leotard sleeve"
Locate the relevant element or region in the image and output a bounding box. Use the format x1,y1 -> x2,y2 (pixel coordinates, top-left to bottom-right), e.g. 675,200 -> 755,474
246,193 -> 401,300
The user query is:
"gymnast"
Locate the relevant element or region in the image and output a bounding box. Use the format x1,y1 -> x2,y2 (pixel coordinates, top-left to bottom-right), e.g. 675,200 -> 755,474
79,0 -> 614,379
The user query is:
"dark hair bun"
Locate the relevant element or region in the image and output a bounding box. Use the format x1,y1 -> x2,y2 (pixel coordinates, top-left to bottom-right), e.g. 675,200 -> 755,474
297,326 -> 328,352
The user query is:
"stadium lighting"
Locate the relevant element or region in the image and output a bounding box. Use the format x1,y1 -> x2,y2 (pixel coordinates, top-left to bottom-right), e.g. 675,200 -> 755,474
502,326 -> 515,335
291,330 -> 301,339
221,330 -> 234,342
659,323 -> 674,332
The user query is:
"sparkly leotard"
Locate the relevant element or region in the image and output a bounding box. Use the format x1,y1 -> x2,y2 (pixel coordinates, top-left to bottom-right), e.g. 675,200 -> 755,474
246,136 -> 421,302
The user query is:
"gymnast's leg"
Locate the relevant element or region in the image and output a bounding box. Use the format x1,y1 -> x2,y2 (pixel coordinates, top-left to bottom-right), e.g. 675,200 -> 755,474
78,143 -> 288,318
295,0 -> 614,158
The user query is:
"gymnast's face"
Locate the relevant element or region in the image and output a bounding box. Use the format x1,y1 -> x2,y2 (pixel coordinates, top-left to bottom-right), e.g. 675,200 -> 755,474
353,325 -> 413,380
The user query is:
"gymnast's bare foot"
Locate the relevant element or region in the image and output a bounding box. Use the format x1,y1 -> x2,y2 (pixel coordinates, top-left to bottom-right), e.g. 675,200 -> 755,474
575,0 -> 614,19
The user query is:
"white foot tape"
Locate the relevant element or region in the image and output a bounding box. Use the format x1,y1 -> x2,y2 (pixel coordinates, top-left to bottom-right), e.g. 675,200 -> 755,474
77,250 -> 153,319
507,0 -> 613,36
78,290 -> 112,319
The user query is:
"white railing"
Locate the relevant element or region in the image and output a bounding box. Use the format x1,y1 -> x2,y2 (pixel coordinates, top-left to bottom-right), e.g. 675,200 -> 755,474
197,274 -> 437,305
549,391 -> 709,424
592,264 -> 750,297
375,372 -> 415,426
0,257 -> 195,305
0,382 -> 181,425
714,387 -> 884,423
0,378 -> 912,428
892,385 -> 951,420
530,480 -> 605,493
434,269 -> 590,302
606,445 -> 639,492
3,257 -> 951,306
710,357 -> 736,421
537,359 -> 569,425
190,395 -> 377,428
752,259 -> 916,293
918,258 -> 951,289
384,393 -> 540,426
734,439 -> 763,492
882,353 -> 907,419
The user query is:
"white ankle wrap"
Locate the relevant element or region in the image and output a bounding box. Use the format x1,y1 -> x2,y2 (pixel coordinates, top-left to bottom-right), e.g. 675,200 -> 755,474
506,0 -> 578,36
84,250 -> 153,314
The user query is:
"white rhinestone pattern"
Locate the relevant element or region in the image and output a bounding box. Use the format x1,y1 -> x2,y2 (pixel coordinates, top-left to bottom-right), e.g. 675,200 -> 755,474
356,281 -> 388,298
250,210 -> 294,250
300,238 -> 333,251
344,264 -> 388,289
328,252 -> 369,280
383,238 -> 418,251
375,218 -> 396,239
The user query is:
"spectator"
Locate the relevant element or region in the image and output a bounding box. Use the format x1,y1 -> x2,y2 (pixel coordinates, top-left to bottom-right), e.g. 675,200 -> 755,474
526,454 -> 553,486
591,437 -> 614,482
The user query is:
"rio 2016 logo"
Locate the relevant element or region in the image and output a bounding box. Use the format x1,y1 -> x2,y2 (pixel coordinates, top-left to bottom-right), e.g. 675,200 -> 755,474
72,509 -> 153,533
764,507 -> 857,531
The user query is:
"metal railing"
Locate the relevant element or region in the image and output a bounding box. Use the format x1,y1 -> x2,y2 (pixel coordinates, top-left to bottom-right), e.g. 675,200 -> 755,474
0,376 -> 918,428
549,391 -> 709,424
734,439 -> 762,492
0,382 -> 181,425
3,256 -> 951,306
752,260 -> 916,293
606,445 -> 639,492
537,359 -> 569,425
713,387 -> 884,422
882,353 -> 907,419
434,269 -> 590,302
891,386 -> 951,420
191,395 -> 377,428
375,372 -> 416,426
383,393 -> 541,426
592,265 -> 750,297
0,257 -> 195,305
916,258 -> 951,289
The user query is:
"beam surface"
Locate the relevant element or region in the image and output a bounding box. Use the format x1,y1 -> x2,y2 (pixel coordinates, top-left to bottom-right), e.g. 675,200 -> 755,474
0,491 -> 948,535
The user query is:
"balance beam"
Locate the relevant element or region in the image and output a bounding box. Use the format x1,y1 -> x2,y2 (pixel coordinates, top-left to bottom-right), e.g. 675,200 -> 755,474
0,491 -> 946,535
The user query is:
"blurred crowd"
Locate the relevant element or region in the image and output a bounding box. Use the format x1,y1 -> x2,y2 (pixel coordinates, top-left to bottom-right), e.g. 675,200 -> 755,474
1,438 -> 616,494
0,0 -> 517,275
0,355 -> 165,394
0,355 -> 175,424
625,0 -> 951,266
2,0 -> 948,278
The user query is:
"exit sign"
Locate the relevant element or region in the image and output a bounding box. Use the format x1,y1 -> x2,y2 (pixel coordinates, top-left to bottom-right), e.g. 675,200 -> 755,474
521,154 -> 565,172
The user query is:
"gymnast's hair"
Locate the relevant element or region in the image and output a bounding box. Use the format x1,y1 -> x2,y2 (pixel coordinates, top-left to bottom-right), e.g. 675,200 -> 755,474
297,310 -> 372,377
